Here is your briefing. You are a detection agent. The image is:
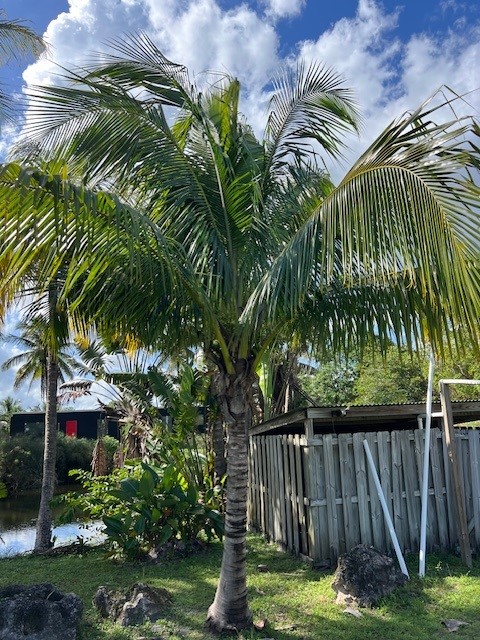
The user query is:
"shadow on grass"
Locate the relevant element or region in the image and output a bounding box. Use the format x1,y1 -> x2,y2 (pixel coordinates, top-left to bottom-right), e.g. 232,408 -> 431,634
1,538 -> 480,640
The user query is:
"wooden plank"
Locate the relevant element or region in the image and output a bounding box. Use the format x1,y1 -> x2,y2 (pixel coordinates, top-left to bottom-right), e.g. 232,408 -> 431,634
377,431 -> 393,551
353,432 -> 372,545
270,437 -> 281,543
254,437 -> 262,531
315,437 -> 330,561
441,419 -> 456,546
304,443 -> 316,558
469,430 -> 480,547
460,432 -> 473,540
260,436 -> 268,535
339,433 -> 356,551
365,431 -> 385,551
265,436 -> 274,540
305,417 -> 314,439
324,434 -> 340,562
288,435 -> 300,554
391,430 -> 406,551
294,434 -> 308,555
307,438 -> 328,562
275,437 -> 287,548
414,427 -> 435,547
254,437 -> 260,527
282,436 -> 294,552
430,429 -> 449,548
440,382 -> 472,568
399,430 -> 420,552
247,437 -> 255,528
263,437 -> 270,537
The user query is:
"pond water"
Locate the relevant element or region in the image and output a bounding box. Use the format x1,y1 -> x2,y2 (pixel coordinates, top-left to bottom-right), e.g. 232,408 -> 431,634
0,488 -> 104,557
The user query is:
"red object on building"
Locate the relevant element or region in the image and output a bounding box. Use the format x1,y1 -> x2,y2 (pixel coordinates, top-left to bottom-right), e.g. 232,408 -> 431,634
65,420 -> 78,437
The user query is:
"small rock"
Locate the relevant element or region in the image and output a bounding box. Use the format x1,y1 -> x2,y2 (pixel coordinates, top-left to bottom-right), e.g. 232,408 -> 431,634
257,564 -> 269,572
0,583 -> 82,640
332,544 -> 408,608
254,618 -> 268,630
343,606 -> 363,618
442,619 -> 469,632
93,583 -> 172,627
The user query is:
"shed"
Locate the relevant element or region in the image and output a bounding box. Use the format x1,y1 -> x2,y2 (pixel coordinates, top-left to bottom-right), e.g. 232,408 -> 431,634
10,409 -> 120,440
247,401 -> 480,566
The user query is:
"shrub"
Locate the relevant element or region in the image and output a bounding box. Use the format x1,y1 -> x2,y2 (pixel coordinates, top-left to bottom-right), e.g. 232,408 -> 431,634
0,433 -> 118,495
56,435 -> 95,483
0,435 -> 45,494
56,462 -> 224,560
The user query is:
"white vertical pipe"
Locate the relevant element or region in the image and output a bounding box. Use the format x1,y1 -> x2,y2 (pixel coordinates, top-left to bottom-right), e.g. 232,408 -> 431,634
419,351 -> 435,577
363,439 -> 409,577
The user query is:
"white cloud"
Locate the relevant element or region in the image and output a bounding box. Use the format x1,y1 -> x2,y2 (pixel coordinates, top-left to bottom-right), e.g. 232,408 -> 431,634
263,0 -> 306,19
3,0 -> 480,405
23,0 -> 279,92
295,0 -> 480,179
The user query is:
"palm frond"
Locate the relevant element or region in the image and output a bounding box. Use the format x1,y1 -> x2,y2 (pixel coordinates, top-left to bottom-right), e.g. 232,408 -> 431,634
0,19 -> 44,65
245,89 -> 480,357
263,60 -> 359,185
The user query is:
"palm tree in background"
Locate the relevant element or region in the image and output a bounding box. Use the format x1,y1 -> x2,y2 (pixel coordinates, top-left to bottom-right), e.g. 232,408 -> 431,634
0,35 -> 479,629
0,14 -> 44,126
0,395 -> 22,433
2,314 -> 82,394
1,294 -> 78,550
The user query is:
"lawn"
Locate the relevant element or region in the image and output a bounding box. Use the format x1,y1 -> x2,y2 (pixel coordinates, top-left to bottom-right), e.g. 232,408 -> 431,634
0,535 -> 479,639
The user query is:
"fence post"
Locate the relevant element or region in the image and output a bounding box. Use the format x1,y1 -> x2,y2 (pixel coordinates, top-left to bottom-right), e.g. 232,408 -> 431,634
439,381 -> 472,568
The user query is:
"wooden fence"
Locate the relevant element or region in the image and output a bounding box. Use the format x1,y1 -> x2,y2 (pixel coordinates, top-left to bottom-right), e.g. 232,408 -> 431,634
248,428 -> 480,565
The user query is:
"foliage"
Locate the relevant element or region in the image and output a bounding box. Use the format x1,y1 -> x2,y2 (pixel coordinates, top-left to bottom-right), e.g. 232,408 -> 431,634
0,396 -> 22,435
300,360 -> 359,407
354,347 -> 428,405
0,433 -> 98,495
2,33 -> 480,629
0,433 -> 44,494
1,315 -> 82,397
55,434 -> 96,483
56,461 -> 224,560
0,16 -> 44,127
299,341 -> 480,407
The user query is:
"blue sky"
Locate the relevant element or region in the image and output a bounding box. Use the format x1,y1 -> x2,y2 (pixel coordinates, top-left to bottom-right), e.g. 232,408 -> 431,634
0,0 -> 479,409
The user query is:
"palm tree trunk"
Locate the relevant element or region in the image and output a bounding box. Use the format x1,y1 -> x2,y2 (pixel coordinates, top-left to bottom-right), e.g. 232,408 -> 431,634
34,353 -> 58,552
206,361 -> 253,632
212,412 -> 227,480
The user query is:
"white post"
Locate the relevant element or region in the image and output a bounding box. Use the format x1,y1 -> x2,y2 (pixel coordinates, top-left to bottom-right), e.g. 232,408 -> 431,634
363,439 -> 409,578
419,351 -> 435,577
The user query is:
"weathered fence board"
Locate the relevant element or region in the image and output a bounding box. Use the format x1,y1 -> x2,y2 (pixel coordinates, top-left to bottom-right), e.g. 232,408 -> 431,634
248,428 -> 480,565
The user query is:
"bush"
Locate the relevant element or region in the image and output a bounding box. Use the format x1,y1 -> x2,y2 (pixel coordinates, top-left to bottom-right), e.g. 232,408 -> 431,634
56,435 -> 95,483
0,434 -> 117,495
0,434 -> 45,494
56,462 -> 224,560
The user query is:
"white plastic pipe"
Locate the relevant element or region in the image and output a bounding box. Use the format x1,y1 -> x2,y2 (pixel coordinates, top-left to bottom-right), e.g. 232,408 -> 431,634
363,439 -> 409,577
419,351 -> 435,577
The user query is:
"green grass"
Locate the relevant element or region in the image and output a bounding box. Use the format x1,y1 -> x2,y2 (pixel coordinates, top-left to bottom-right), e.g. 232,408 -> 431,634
1,536 -> 480,639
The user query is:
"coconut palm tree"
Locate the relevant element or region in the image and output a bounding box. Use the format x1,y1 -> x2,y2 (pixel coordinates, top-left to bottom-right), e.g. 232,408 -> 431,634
0,34 -> 479,629
0,15 -> 44,126
1,295 -> 78,550
0,395 -> 22,433
2,315 -> 82,394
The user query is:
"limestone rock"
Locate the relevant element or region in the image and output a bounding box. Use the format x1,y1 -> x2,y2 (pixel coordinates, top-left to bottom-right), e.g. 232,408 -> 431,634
332,544 -> 408,608
93,583 -> 172,627
0,583 -> 83,640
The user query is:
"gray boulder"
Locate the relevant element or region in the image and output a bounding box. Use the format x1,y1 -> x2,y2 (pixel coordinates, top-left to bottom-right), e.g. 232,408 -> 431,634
93,583 -> 172,627
0,583 -> 83,640
332,544 -> 408,607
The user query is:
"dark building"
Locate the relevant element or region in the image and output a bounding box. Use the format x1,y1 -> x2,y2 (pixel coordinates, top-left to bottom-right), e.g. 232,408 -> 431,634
10,410 -> 120,440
